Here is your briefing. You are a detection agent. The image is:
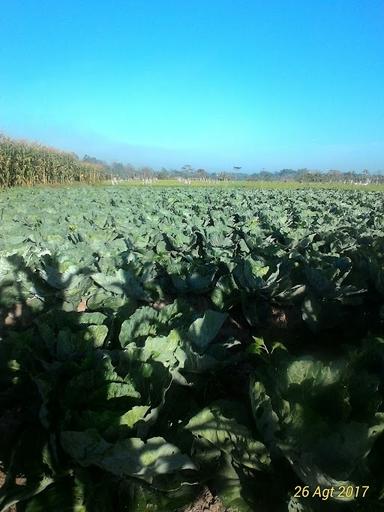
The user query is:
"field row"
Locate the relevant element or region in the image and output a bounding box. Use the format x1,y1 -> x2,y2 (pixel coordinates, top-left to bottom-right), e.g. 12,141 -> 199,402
1,186 -> 384,511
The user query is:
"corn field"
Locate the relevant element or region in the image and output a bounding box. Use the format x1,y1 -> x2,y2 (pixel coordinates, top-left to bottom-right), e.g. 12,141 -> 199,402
0,135 -> 106,187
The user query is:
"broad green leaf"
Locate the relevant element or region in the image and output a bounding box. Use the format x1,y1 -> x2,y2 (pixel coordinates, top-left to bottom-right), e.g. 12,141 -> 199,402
186,400 -> 270,471
23,478 -> 87,512
91,269 -> 147,299
188,310 -> 227,351
119,405 -> 150,428
61,430 -> 196,482
82,325 -> 108,347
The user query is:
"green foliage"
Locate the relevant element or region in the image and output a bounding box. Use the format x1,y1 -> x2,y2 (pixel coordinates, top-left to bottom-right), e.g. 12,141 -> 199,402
0,135 -> 105,187
1,185 -> 384,511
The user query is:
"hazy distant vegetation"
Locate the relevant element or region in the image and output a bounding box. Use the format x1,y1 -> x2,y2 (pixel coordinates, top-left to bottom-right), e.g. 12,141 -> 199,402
86,155 -> 384,185
1,134 -> 384,187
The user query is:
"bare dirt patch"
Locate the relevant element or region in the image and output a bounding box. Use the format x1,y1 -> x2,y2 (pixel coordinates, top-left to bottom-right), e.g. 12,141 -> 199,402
182,487 -> 227,512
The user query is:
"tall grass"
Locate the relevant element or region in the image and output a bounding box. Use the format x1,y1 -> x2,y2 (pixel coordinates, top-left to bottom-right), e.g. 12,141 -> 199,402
0,135 -> 106,187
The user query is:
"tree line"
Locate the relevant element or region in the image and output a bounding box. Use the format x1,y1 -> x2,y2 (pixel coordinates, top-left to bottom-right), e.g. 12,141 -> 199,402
88,156 -> 384,184
1,134 -> 383,187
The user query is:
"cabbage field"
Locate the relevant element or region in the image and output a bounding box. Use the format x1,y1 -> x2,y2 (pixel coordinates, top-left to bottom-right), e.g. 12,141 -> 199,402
1,185 -> 384,512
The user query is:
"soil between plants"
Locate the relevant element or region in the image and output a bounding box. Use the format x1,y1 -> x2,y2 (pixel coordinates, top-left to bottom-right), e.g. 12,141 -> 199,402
182,487 -> 227,512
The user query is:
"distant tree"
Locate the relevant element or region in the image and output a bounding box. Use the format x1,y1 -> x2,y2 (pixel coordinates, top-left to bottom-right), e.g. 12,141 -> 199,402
326,169 -> 342,183
140,166 -> 155,178
158,167 -> 171,179
111,162 -> 125,178
124,163 -> 136,179
196,168 -> 208,180
278,169 -> 297,181
83,155 -> 106,166
258,170 -> 273,181
218,171 -> 230,181
181,164 -> 194,178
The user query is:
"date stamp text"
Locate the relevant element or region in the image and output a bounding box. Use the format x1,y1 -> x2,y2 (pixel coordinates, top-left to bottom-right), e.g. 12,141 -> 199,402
294,485 -> 369,501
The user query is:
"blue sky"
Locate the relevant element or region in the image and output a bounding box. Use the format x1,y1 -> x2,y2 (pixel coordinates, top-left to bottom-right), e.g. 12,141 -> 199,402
1,0 -> 383,171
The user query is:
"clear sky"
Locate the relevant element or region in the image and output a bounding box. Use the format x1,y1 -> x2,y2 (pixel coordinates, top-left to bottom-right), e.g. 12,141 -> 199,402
1,0 -> 383,172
